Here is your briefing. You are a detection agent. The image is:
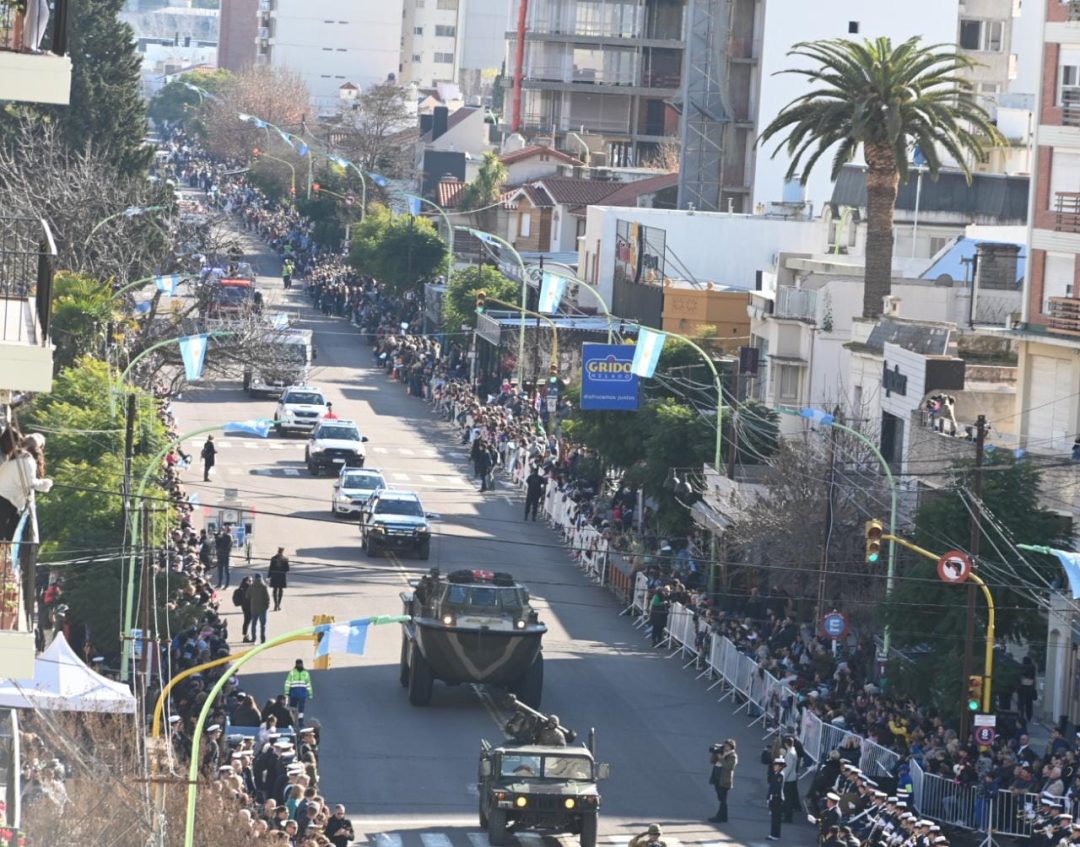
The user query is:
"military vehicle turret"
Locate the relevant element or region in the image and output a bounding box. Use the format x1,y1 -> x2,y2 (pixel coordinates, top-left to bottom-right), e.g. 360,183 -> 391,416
478,697 -> 608,847
399,568 -> 546,707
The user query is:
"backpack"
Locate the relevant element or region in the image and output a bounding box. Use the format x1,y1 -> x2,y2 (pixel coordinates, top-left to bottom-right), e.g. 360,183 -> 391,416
232,587 -> 244,608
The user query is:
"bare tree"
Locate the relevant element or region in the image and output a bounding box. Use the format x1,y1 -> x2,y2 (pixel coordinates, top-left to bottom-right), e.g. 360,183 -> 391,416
325,81 -> 417,178
641,140 -> 680,172
202,66 -> 311,162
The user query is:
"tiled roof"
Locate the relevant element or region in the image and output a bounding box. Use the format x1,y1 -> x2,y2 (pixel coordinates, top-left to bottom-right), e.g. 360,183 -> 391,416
591,172 -> 679,207
436,176 -> 465,208
500,145 -> 584,167
532,177 -> 624,207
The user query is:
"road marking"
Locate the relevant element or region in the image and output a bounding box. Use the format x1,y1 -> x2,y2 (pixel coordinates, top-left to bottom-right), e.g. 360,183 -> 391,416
420,834 -> 454,847
373,834 -> 404,847
421,475 -> 440,483
392,472 -> 410,482
467,833 -> 491,847
398,447 -> 415,455
373,447 -> 389,454
243,442 -> 258,448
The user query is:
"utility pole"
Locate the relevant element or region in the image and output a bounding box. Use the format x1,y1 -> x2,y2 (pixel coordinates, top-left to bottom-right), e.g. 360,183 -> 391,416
122,394 -> 136,531
726,370 -> 742,480
815,408 -> 840,624
959,414 -> 987,740
139,503 -> 153,681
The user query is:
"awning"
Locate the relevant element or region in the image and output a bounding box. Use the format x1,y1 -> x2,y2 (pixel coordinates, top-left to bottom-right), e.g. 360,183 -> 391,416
691,500 -> 730,535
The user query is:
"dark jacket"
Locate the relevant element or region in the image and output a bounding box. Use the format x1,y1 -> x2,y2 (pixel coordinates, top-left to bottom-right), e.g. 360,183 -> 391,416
525,471 -> 547,499
268,553 -> 290,588
215,532 -> 232,561
201,439 -> 217,466
767,769 -> 784,805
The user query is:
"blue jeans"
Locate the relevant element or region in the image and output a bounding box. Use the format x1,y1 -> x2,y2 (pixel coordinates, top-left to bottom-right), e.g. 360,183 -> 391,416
288,686 -> 308,717
253,610 -> 267,643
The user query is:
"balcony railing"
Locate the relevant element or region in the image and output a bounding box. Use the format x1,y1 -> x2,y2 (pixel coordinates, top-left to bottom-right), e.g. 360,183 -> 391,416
1047,296 -> 1080,335
1064,88 -> 1080,127
1055,192 -> 1080,233
0,217 -> 56,345
774,286 -> 817,322
0,0 -> 71,56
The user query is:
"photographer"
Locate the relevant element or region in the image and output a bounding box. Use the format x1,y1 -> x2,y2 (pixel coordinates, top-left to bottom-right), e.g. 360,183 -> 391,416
708,739 -> 738,824
324,804 -> 354,847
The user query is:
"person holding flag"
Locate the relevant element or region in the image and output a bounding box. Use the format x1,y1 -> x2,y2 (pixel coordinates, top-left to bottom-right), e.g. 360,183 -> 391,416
284,659 -> 314,726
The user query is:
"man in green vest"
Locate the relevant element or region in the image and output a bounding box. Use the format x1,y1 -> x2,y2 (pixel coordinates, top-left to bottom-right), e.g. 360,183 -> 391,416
283,658 -> 313,725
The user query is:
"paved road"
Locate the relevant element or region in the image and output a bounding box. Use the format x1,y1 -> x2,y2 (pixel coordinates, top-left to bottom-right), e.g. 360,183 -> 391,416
170,219 -> 816,847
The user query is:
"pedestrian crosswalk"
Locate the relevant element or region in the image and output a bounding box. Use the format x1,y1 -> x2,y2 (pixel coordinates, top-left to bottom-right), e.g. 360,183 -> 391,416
184,439 -> 467,460
235,466 -> 473,489
359,832 -> 689,847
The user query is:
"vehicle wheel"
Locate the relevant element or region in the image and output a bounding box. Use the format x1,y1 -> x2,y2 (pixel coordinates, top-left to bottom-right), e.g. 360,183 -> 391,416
366,537 -> 379,557
487,809 -> 508,847
307,461 -> 319,477
407,649 -> 434,706
515,653 -> 544,709
478,797 -> 489,828
242,372 -> 251,391
399,638 -> 410,687
580,813 -> 597,847
273,418 -> 282,434
416,539 -> 430,561
331,502 -> 337,516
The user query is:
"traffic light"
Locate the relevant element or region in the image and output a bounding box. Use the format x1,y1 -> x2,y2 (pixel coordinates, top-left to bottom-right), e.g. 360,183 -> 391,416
864,519 -> 884,563
475,290 -> 487,313
967,675 -> 983,712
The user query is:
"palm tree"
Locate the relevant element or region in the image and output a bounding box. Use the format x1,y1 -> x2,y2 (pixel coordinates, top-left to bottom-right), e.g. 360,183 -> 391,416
759,37 -> 1003,319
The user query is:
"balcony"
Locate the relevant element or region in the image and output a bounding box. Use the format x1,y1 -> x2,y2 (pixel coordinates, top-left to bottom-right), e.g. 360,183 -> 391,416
0,542 -> 34,678
0,0 -> 73,105
0,217 -> 56,396
1047,296 -> 1080,335
774,286 -> 817,322
1054,192 -> 1080,233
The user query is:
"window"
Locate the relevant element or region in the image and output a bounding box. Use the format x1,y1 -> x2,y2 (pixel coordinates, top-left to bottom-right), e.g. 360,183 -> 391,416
519,213 -> 532,237
436,0 -> 458,9
777,365 -> 800,403
434,51 -> 454,63
929,236 -> 952,258
435,24 -> 456,37
414,26 -> 423,35
959,19 -> 1004,52
848,21 -> 859,34
412,54 -> 421,62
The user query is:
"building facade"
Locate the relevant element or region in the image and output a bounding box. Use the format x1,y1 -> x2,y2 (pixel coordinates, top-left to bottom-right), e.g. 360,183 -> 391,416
1014,0 -> 1080,457
399,0 -> 506,96
257,0 -> 404,115
218,0 -> 258,72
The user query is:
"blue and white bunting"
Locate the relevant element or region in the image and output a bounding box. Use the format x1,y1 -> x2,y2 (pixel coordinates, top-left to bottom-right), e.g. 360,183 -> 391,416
538,272 -> 568,314
367,172 -> 389,188
407,196 -> 422,216
314,619 -> 370,658
800,407 -> 836,426
154,274 -> 181,295
274,126 -> 294,147
329,155 -> 349,170
178,333 -> 209,382
630,327 -> 667,378
298,142 -> 310,157
1051,550 -> 1080,600
134,301 -> 152,314
222,419 -> 273,438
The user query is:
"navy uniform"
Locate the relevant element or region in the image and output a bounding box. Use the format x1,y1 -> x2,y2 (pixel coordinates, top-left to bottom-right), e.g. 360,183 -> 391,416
767,759 -> 786,841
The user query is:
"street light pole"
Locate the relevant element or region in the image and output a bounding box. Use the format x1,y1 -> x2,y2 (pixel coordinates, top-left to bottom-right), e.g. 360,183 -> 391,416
405,194 -> 455,290
458,227 -> 528,389
529,265 -> 615,343
84,206 -> 167,247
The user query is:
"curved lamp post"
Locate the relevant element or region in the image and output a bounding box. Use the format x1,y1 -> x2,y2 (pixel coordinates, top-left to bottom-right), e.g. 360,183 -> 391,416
404,193 -> 454,290
182,616 -> 409,847
528,265 -> 614,343
84,205 -> 167,247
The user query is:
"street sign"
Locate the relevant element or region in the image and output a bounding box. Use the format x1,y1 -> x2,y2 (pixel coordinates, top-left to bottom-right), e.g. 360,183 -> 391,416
545,395 -> 557,412
974,726 -> 996,745
821,610 -> 848,640
974,714 -> 997,727
937,550 -> 973,584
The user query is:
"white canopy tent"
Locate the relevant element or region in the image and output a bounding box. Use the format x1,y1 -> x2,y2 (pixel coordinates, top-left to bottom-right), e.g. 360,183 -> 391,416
0,633 -> 135,714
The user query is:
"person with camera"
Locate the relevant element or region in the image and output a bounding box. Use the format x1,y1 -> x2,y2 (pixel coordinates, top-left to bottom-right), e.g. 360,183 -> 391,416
708,739 -> 737,824
323,804 -> 354,847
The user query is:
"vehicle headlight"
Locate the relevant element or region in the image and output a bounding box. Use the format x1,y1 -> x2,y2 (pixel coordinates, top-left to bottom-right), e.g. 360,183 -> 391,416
515,620 -> 525,629
415,526 -> 430,535
442,614 -> 454,625
371,524 -> 385,533
311,446 -> 325,454
337,493 -> 351,502
564,798 -> 576,809
515,796 -> 528,808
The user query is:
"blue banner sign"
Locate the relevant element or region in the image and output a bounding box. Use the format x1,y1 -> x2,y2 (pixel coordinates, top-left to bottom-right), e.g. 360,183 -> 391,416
580,343 -> 639,411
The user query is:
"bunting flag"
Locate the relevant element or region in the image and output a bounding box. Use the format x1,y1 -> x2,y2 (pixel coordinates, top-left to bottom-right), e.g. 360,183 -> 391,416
630,327 -> 666,378
1049,549 -> 1080,600
538,272 -> 568,314
472,229 -> 498,246
134,301 -> 153,314
314,620 -> 370,658
178,333 -> 209,382
407,195 -> 422,216
800,407 -> 836,426
222,419 -> 273,438
271,312 -> 290,329
367,172 -> 389,188
274,126 -> 294,147
298,142 -> 310,157
154,274 -> 181,295
329,155 -> 349,170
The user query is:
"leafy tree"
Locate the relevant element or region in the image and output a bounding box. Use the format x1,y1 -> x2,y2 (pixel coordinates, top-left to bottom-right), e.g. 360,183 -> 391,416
442,265 -> 519,330
329,82 -> 416,178
148,69 -> 233,133
348,208 -> 447,296
460,150 -> 508,214
883,456 -> 1069,649
759,37 -> 1002,319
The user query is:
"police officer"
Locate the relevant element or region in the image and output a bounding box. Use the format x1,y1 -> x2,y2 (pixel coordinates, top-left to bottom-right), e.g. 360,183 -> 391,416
283,659 -> 314,725
767,757 -> 785,841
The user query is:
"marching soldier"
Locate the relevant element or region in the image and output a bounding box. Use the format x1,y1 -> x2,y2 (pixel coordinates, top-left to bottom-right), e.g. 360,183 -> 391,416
629,824 -> 666,847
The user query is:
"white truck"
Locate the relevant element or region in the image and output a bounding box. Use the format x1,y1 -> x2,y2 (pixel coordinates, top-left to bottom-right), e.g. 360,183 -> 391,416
243,328 -> 315,396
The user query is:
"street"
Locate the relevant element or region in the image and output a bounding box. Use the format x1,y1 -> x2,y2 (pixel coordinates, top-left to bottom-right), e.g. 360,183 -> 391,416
170,227 -> 816,847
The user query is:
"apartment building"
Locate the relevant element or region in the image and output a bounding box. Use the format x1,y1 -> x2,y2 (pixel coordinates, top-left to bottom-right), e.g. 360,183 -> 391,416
505,0 -> 1035,214
256,0 -> 404,115
219,0 -> 258,72
399,0 -> 505,96
1014,0 -> 1080,456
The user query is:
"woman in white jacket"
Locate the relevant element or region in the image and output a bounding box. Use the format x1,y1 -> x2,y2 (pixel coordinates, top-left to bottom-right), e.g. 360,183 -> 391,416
0,433 -> 53,541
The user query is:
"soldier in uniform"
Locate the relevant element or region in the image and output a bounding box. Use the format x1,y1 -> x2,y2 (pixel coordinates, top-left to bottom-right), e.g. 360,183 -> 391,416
629,824 -> 666,847
535,715 -> 571,746
813,792 -> 843,844
767,757 -> 786,841
1028,796 -> 1057,847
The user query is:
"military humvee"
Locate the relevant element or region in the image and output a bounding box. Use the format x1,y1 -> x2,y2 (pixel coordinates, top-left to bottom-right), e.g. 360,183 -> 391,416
399,568 -> 546,707
478,698 -> 609,847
